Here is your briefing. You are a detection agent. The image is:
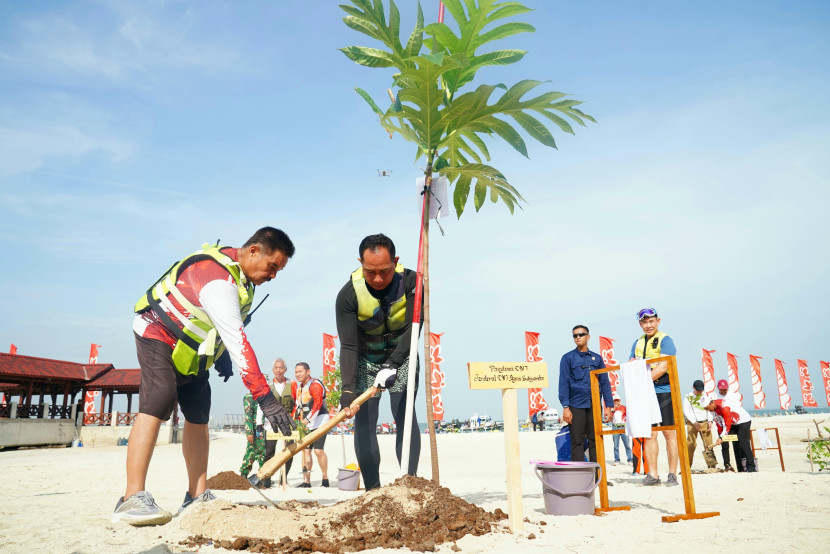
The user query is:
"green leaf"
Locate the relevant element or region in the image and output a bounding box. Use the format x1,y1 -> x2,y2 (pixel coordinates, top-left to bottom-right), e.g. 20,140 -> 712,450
443,163 -> 525,218
453,173 -> 472,217
339,46 -> 398,68
403,3 -> 424,58
434,155 -> 449,171
510,111 -> 556,148
354,87 -> 384,116
473,182 -> 486,211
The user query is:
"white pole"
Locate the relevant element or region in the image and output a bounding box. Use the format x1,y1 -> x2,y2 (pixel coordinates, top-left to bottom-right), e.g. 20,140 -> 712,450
400,321 -> 421,475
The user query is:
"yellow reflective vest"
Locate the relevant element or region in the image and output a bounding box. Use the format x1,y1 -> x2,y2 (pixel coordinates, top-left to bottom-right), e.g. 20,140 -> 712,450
634,331 -> 670,385
135,244 -> 255,376
351,264 -> 407,363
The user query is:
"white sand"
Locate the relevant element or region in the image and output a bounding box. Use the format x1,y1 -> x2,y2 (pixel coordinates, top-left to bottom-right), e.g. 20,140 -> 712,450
0,413 -> 828,553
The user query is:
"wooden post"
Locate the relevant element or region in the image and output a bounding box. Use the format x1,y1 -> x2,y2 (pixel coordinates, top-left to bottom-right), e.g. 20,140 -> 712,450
468,361 -> 547,533
501,388 -> 523,532
422,176 -> 440,485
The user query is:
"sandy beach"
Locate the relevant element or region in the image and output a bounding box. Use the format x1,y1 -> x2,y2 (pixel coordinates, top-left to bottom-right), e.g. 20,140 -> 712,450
1,413 -> 828,553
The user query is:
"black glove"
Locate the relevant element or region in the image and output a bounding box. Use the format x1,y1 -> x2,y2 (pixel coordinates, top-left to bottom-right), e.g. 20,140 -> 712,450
258,392 -> 295,436
373,362 -> 398,389
340,390 -> 356,411
214,350 -> 233,382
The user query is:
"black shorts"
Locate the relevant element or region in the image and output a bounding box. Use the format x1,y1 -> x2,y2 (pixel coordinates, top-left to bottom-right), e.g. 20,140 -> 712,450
654,391 -> 674,427
309,431 -> 327,450
135,333 -> 211,424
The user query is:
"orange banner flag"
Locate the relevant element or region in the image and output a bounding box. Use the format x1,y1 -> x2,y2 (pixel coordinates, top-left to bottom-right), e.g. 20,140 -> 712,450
701,348 -> 717,396
322,334 -> 338,415
774,359 -> 792,410
797,359 -> 818,408
598,336 -> 619,397
821,361 -> 830,407
525,331 -> 549,417
84,343 -> 103,422
749,355 -> 766,409
429,332 -> 445,422
726,353 -> 743,403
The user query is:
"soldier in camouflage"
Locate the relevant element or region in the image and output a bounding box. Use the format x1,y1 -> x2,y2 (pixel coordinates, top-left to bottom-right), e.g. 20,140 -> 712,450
240,390 -> 266,477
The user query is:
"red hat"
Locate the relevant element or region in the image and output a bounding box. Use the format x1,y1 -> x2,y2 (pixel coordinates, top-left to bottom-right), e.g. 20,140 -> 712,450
717,379 -> 728,389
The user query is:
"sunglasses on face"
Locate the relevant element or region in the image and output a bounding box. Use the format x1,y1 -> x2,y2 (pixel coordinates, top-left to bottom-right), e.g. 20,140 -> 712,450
637,307 -> 657,320
573,332 -> 588,338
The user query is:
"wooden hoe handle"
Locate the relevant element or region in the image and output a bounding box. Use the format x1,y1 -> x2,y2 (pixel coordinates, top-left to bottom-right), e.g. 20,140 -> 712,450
255,386 -> 378,480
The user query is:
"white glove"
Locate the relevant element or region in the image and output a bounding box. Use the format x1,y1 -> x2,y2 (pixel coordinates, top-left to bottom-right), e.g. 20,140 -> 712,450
373,363 -> 398,389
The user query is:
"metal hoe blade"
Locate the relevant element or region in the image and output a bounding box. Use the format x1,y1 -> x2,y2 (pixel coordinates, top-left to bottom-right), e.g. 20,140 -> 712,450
247,474 -> 280,509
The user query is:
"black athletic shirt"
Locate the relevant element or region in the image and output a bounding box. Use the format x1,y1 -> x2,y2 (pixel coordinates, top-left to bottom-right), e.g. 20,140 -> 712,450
335,268 -> 422,395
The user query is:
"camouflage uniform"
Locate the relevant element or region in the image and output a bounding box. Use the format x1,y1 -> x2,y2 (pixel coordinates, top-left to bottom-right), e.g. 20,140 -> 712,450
239,392 -> 265,476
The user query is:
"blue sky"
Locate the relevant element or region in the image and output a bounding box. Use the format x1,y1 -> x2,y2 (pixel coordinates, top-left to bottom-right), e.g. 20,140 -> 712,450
1,1 -> 829,423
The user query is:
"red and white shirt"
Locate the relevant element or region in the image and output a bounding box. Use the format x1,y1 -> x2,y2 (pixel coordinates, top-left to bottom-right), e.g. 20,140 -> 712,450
291,378 -> 329,430
133,248 -> 270,399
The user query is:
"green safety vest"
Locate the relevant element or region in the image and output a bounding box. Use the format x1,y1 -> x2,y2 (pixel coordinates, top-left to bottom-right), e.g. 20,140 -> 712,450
135,244 -> 254,376
351,263 -> 407,363
634,331 -> 670,385
271,379 -> 295,412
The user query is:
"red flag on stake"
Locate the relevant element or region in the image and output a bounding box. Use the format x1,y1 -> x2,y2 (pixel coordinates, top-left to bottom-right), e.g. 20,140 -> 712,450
774,359 -> 792,410
598,336 -> 619,397
525,332 -> 549,417
9,344 -> 17,355
84,343 -> 102,422
797,359 -> 818,408
322,334 -> 338,415
701,348 -> 717,396
820,361 -> 830,407
749,355 -> 766,409
429,332 -> 445,421
726,353 -> 743,403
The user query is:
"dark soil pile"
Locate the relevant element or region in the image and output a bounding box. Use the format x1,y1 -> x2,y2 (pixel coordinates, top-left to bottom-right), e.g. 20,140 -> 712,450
206,470 -> 253,491
180,475 -> 506,552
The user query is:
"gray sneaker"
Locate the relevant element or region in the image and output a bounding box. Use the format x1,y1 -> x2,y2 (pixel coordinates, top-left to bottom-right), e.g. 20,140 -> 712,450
642,474 -> 661,486
178,489 -> 217,515
112,491 -> 173,526
665,473 -> 679,487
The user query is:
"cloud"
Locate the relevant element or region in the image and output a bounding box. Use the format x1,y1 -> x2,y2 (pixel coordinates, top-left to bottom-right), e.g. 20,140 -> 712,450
6,2 -> 241,83
0,125 -> 133,177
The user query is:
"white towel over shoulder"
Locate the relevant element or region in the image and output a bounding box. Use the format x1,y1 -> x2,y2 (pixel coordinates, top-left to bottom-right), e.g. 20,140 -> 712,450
620,359 -> 662,438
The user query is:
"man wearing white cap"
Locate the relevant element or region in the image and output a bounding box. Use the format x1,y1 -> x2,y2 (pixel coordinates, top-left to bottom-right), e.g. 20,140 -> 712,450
712,379 -> 755,472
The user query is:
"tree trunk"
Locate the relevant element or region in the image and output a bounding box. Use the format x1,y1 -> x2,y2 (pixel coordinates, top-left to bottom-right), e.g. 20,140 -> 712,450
422,170 -> 440,485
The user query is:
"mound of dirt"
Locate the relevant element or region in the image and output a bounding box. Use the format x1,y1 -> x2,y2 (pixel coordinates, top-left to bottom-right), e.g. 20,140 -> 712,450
180,475 -> 506,552
206,470 -> 253,491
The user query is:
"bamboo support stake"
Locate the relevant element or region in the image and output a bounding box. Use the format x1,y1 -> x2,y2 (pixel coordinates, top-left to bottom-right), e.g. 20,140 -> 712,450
422,178 -> 440,485
502,388 -> 523,532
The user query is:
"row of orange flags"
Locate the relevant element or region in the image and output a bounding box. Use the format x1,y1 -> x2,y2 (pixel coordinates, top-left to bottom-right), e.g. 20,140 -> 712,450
702,350 -> 829,410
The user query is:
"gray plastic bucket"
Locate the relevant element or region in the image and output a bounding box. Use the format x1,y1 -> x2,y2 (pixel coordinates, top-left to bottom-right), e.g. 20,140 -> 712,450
337,468 -> 360,491
533,461 -> 601,516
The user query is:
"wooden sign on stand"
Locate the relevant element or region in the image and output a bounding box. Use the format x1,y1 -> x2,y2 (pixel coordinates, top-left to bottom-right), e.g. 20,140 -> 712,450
467,361 -> 547,533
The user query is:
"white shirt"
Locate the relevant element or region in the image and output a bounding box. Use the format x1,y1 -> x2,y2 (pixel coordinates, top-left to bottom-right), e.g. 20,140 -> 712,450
683,391 -> 714,423
713,390 -> 751,424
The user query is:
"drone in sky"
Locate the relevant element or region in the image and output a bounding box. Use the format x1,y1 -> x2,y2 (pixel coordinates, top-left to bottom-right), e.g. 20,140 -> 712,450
377,169 -> 393,177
